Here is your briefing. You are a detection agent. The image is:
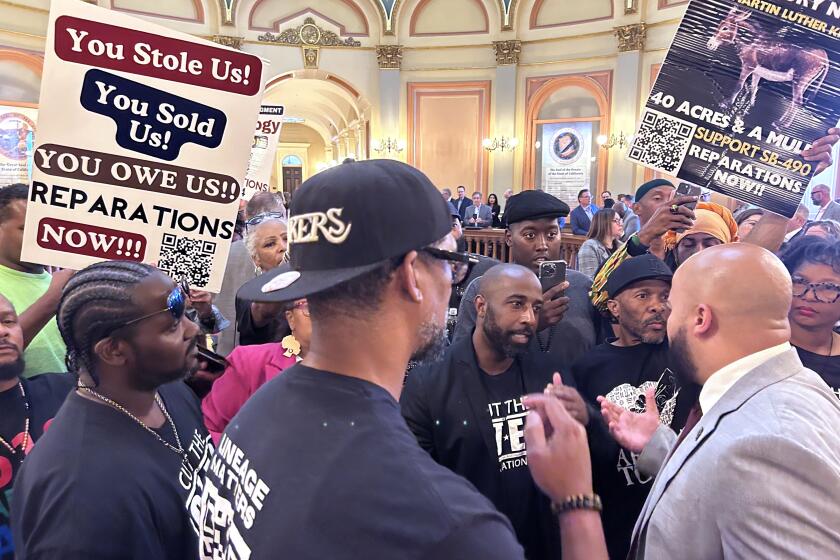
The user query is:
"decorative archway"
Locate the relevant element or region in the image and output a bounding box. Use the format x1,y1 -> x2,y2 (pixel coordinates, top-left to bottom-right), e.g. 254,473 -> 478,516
522,74 -> 611,199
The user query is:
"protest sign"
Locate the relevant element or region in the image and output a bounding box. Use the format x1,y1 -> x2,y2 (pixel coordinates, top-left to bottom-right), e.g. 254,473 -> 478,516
541,122 -> 593,207
627,0 -> 840,218
22,0 -> 266,291
0,105 -> 37,184
243,105 -> 284,200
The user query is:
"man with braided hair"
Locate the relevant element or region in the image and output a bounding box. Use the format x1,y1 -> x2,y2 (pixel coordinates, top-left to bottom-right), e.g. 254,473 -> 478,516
12,261 -> 211,560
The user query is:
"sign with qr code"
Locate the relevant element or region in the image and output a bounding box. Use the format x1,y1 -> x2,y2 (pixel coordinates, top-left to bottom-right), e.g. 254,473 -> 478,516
627,0 -> 840,218
20,0 -> 267,291
243,105 -> 284,201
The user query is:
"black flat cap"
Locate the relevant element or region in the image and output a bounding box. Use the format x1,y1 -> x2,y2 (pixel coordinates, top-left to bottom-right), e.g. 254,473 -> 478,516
504,190 -> 570,227
605,254 -> 673,298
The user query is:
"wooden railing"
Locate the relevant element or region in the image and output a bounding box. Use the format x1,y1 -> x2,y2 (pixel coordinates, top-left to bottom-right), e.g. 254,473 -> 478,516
463,228 -> 585,270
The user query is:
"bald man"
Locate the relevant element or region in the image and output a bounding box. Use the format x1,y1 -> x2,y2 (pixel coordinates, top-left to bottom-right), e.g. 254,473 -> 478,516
402,264 -> 577,560
601,244 -> 840,559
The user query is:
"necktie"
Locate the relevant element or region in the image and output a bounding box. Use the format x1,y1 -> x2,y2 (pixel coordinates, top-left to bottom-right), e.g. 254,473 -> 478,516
674,402 -> 703,449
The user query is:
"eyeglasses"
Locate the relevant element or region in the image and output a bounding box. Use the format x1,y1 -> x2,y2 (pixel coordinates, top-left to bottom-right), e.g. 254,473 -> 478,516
292,300 -> 309,317
246,212 -> 286,230
792,278 -> 840,303
121,280 -> 190,329
421,247 -> 479,285
613,218 -> 623,224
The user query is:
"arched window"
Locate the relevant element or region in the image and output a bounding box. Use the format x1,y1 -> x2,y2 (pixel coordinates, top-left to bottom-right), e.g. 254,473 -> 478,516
524,76 -> 610,209
282,154 -> 303,166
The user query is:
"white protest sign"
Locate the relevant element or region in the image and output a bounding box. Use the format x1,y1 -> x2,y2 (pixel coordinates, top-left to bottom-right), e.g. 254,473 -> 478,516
21,0 -> 267,291
243,105 -> 284,200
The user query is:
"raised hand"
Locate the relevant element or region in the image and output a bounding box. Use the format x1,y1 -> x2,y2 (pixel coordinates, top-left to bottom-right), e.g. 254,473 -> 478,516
597,388 -> 660,453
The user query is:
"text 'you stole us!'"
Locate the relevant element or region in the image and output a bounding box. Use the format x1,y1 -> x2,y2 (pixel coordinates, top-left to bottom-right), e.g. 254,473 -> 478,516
21,0 -> 266,292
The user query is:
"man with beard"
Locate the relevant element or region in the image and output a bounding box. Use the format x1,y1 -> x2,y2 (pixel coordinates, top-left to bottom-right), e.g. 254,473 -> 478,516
0,295 -> 73,560
601,245 -> 840,559
13,262 -> 212,559
197,160 -> 527,559
569,255 -> 692,560
454,190 -> 599,367
402,264 -> 577,560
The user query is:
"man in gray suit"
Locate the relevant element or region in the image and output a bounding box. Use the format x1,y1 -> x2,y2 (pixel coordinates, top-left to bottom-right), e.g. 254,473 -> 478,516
524,243 -> 840,560
810,184 -> 840,222
600,243 -> 840,559
463,191 -> 493,228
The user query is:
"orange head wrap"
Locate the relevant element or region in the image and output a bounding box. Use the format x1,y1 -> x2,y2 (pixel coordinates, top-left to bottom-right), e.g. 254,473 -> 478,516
663,202 -> 739,251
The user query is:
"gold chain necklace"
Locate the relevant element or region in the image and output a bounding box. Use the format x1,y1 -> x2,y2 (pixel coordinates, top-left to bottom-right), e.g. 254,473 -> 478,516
77,386 -> 184,457
0,381 -> 30,456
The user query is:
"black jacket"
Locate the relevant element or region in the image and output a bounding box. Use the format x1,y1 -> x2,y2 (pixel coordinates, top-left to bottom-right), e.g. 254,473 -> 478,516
401,336 -> 574,560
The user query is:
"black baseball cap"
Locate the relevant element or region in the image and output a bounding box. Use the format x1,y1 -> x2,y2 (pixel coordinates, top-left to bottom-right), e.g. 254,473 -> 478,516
604,254 -> 673,298
238,159 -> 452,302
504,190 -> 570,227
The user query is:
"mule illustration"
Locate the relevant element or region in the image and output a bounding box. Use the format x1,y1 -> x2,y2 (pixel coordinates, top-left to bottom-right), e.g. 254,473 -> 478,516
707,7 -> 829,128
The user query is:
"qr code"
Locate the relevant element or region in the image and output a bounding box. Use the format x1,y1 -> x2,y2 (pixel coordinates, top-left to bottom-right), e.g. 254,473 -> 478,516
628,109 -> 696,174
158,233 -> 216,288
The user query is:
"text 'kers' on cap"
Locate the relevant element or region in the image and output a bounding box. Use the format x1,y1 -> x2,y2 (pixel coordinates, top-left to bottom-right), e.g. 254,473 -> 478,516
238,159 -> 452,302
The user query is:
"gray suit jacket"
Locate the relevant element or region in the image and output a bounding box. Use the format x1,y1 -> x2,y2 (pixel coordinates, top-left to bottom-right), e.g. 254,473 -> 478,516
818,200 -> 840,223
214,240 -> 256,355
463,204 -> 492,227
631,349 -> 840,559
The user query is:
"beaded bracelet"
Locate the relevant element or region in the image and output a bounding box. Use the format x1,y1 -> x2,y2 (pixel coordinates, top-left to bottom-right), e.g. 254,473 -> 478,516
551,494 -> 603,516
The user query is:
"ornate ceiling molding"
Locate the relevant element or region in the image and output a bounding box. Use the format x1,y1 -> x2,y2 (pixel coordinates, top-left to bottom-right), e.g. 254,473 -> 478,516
615,23 -> 646,52
498,0 -> 518,30
211,35 -> 243,50
220,0 -> 236,25
492,40 -> 521,65
258,17 -> 361,47
375,0 -> 400,35
376,45 -> 402,69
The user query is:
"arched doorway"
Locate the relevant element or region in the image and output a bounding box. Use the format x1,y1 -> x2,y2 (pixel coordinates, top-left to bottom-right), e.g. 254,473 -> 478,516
523,75 -> 610,209
262,70 -> 371,190
281,154 -> 304,195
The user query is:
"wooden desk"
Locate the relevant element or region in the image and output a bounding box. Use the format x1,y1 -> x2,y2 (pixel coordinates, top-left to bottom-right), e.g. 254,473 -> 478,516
463,228 -> 585,269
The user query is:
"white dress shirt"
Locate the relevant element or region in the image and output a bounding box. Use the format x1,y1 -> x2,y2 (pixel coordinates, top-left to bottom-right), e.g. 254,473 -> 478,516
698,342 -> 791,413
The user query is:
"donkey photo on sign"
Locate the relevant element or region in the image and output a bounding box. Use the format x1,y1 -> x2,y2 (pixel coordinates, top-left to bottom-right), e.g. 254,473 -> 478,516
706,7 -> 830,129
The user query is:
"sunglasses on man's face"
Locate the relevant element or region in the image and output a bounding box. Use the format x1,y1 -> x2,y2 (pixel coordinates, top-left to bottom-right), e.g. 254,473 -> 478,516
121,279 -> 190,329
421,247 -> 479,285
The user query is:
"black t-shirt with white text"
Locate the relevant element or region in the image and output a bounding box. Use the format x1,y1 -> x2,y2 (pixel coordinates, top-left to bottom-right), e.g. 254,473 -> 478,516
571,340 -> 692,560
198,364 -> 525,560
794,346 -> 840,399
0,373 -> 73,560
477,363 -> 545,560
12,381 -> 211,560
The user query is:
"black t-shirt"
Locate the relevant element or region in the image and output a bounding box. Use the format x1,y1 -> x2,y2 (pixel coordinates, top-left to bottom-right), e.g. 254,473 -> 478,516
0,373 -> 73,560
197,364 -> 525,560
12,381 -> 211,560
477,363 -> 544,560
571,340 -> 692,560
795,346 -> 840,399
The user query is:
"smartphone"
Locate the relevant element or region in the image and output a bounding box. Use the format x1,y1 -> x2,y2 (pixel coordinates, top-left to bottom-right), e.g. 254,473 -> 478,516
675,182 -> 702,211
196,345 -> 228,374
538,260 -> 567,293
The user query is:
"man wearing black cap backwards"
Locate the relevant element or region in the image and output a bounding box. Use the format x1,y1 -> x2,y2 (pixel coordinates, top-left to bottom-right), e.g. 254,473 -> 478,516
453,189 -> 598,367
565,255 -> 693,560
197,160 -> 542,559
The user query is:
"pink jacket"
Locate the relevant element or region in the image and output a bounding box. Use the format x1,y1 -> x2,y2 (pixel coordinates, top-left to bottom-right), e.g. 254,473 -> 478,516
202,342 -> 297,444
